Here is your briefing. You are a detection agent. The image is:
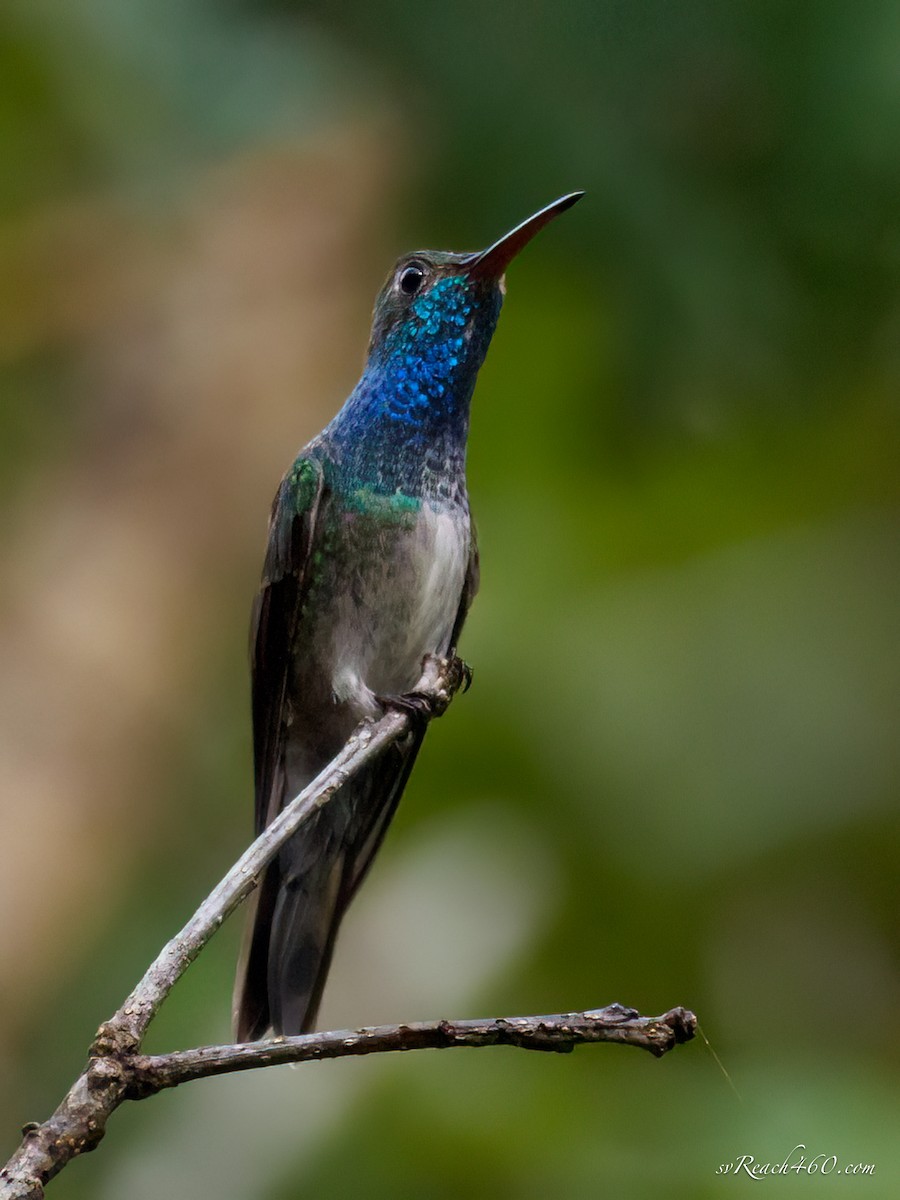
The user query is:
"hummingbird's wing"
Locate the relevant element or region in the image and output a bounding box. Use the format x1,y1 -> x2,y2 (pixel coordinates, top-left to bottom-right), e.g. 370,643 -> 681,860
450,521 -> 479,652
250,457 -> 325,835
233,455 -> 326,1042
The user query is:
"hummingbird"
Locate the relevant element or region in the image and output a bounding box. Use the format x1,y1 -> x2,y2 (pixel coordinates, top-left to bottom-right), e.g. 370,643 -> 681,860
233,192 -> 584,1041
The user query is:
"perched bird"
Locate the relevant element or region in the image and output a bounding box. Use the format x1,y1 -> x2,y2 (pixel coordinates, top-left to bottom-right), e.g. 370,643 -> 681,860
234,192 -> 584,1041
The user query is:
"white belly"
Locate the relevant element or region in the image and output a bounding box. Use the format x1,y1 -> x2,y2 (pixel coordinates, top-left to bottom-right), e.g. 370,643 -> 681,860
330,504 -> 469,712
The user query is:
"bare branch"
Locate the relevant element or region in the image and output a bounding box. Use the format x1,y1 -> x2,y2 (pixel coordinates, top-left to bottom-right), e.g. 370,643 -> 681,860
129,1005 -> 696,1096
0,655 -> 697,1200
0,657 -> 462,1198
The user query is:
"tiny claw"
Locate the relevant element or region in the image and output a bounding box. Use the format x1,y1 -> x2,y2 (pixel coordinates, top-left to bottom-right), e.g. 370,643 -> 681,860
419,654 -> 472,704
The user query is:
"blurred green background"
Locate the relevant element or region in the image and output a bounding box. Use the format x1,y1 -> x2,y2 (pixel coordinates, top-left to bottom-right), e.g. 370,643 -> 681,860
1,1 -> 898,1196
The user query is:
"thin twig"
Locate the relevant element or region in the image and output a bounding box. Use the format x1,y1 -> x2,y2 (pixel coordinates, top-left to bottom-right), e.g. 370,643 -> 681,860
128,1005 -> 696,1096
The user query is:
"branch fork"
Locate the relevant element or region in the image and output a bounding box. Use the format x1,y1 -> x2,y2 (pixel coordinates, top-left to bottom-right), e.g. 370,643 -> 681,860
0,656 -> 695,1199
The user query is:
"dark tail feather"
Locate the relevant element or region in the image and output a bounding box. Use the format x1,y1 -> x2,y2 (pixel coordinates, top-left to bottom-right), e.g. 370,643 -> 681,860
232,860 -> 281,1042
267,841 -> 345,1035
234,729 -> 426,1039
233,807 -> 346,1039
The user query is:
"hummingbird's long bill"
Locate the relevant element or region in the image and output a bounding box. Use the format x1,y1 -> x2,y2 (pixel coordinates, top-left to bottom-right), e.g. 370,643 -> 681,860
464,192 -> 585,279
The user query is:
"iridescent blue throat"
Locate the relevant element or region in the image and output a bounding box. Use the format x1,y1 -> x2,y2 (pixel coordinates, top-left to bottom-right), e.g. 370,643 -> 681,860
323,276 -> 502,497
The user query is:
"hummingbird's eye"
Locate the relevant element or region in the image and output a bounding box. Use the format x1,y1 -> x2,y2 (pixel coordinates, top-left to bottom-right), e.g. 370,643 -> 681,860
398,262 -> 426,295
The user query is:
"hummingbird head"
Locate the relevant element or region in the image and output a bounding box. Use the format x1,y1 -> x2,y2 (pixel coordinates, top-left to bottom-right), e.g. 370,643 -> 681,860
366,192 -> 584,374
328,193 -> 583,485
339,192 -> 583,452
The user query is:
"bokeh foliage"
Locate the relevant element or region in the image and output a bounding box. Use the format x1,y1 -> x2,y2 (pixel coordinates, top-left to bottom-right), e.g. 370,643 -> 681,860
1,1 -> 898,1197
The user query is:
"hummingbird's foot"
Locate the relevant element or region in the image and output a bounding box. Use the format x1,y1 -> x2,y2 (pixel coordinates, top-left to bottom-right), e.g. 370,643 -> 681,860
415,653 -> 473,716
377,689 -> 434,733
378,655 -> 473,728
438,653 -> 473,696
